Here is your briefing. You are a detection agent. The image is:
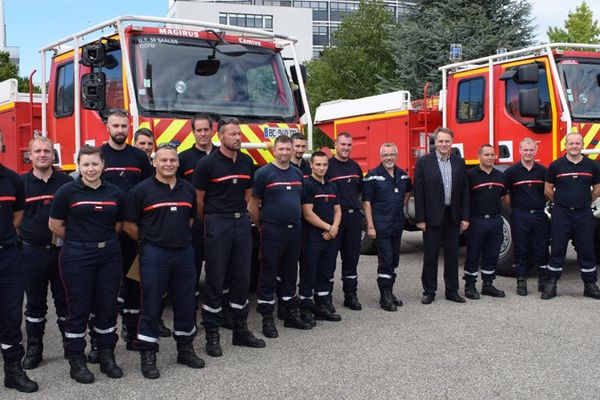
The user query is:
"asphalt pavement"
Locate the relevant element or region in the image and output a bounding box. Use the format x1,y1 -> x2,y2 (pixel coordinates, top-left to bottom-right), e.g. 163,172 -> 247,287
3,231 -> 600,399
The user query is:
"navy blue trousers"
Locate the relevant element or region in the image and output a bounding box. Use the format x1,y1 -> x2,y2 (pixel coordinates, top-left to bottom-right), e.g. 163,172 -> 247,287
256,223 -> 301,315
59,239 -> 121,354
0,244 -> 25,362
202,214 -> 252,328
376,234 -> 402,290
548,205 -> 597,283
191,218 -> 204,298
299,238 -> 337,309
334,209 -> 362,294
510,209 -> 549,278
136,243 -> 197,351
22,244 -> 66,337
119,232 -> 141,338
463,215 -> 503,283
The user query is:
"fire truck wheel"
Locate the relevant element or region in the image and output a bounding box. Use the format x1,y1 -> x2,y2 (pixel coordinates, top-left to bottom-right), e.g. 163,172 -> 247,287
495,215 -> 515,277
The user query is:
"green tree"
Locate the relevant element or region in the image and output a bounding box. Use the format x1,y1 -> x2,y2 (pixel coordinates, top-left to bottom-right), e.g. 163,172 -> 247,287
547,1 -> 600,44
384,0 -> 535,96
305,0 -> 397,148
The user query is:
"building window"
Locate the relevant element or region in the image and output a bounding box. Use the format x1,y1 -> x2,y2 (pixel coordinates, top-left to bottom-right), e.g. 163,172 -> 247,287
313,25 -> 329,46
293,1 -> 328,21
330,2 -> 358,21
220,12 -> 274,30
55,62 -> 74,118
456,77 -> 485,122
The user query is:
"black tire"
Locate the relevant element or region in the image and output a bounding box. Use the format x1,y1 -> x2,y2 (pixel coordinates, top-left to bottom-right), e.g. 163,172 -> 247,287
495,215 -> 514,277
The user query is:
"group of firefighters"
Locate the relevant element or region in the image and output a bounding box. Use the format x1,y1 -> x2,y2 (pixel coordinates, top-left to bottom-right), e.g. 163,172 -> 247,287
1,109 -> 599,393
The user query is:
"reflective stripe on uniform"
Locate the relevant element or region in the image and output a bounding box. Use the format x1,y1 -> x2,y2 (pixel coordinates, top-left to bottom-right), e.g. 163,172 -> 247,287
65,332 -> 86,338
122,309 -> 140,314
257,299 -> 276,305
547,266 -> 562,272
93,325 -> 117,334
581,267 -> 597,273
25,316 -> 46,323
137,333 -> 159,343
464,271 -> 478,276
173,327 -> 197,337
481,269 -> 495,275
316,291 -> 329,296
343,275 -> 357,279
229,300 -> 249,310
202,304 -> 222,313
378,274 -> 392,279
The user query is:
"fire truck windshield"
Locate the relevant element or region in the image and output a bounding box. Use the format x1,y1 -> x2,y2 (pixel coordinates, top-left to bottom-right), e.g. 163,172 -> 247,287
130,35 -> 296,121
559,61 -> 600,121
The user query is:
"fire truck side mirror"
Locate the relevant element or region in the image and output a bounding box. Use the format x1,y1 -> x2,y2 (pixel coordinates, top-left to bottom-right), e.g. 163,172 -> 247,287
290,64 -> 307,85
81,72 -> 106,110
518,88 -> 540,118
516,64 -> 538,84
293,88 -> 305,118
81,43 -> 107,67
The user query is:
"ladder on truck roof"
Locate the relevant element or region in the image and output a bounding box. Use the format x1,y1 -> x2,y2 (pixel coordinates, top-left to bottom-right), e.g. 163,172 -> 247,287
438,42 -> 600,149
38,15 -> 311,157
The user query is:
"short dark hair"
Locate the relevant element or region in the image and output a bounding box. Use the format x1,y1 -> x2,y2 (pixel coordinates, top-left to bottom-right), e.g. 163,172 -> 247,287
478,144 -> 494,155
218,117 -> 240,134
290,133 -> 306,142
77,145 -> 103,163
432,127 -> 454,139
134,128 -> 154,142
191,113 -> 213,130
336,132 -> 352,142
311,150 -> 328,162
274,135 -> 292,147
106,108 -> 129,120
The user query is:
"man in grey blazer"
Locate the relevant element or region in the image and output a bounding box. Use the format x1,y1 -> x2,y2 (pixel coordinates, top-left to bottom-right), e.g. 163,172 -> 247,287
414,127 -> 470,304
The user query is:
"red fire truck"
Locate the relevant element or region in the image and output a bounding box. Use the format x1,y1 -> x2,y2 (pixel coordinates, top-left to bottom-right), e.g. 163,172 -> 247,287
315,43 -> 600,274
0,15 -> 311,174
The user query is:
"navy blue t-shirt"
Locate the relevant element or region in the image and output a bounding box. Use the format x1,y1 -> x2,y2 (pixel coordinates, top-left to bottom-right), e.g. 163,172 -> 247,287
101,143 -> 153,196
467,166 -> 506,215
0,163 -> 25,244
504,161 -> 547,211
21,169 -> 73,245
290,159 -> 311,178
125,177 -> 197,248
192,150 -> 254,214
50,178 -> 124,242
253,163 -> 303,226
301,176 -> 338,241
177,145 -> 219,183
546,155 -> 600,209
326,157 -> 363,209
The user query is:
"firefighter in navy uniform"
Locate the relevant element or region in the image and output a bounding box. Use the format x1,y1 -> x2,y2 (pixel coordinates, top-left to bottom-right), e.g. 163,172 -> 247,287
177,113 -> 219,303
124,143 -> 204,379
326,132 -> 364,310
543,131 -> 600,300
363,143 -> 412,312
21,137 -> 72,370
504,138 -> 549,295
0,134 -> 38,393
248,135 -> 312,339
193,117 -> 265,357
463,144 -> 507,299
49,145 -> 124,384
100,109 -> 153,357
299,151 -> 342,323
290,133 -> 311,177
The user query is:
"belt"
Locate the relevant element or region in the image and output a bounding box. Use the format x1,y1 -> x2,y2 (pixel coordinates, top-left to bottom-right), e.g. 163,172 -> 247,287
208,212 -> 247,219
514,208 -> 544,214
475,214 -> 499,219
66,237 -> 117,249
22,241 -> 56,250
343,208 -> 359,214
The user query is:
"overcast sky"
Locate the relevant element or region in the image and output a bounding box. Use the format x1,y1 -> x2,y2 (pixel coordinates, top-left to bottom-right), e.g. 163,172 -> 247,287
532,0 -> 600,41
